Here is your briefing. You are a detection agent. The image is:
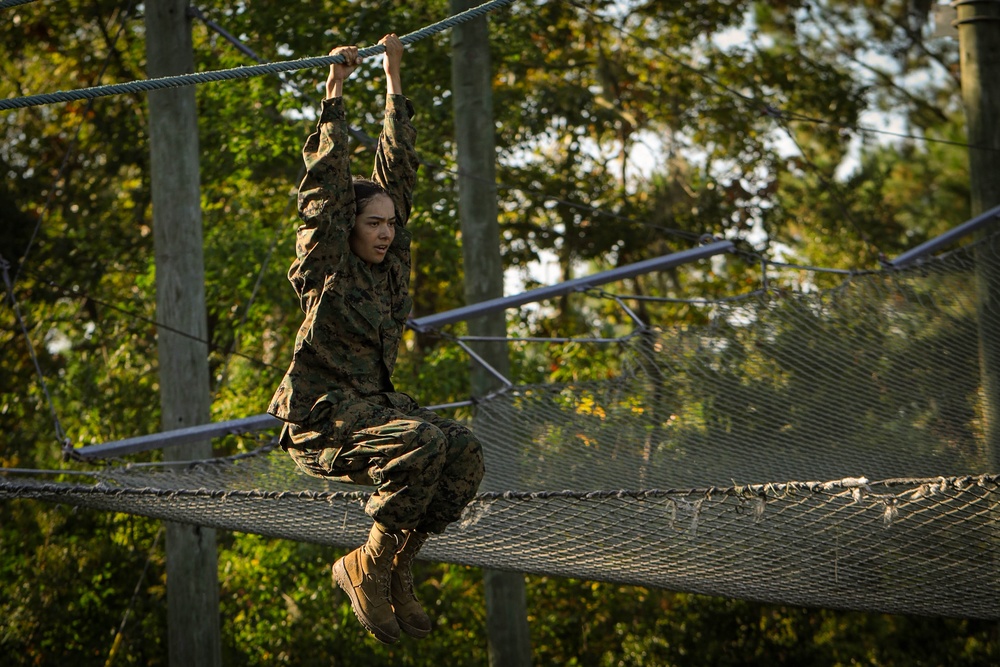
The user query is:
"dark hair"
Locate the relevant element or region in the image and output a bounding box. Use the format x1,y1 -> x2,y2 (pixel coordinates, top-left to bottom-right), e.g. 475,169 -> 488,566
352,177 -> 390,215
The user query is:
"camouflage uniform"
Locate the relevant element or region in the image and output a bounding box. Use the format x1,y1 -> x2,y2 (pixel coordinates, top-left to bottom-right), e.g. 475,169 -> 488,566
268,95 -> 484,534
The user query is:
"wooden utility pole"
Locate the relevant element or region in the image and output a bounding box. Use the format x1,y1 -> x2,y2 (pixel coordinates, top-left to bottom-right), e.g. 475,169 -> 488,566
450,1 -> 532,664
146,2 -> 222,666
956,0 -> 1000,470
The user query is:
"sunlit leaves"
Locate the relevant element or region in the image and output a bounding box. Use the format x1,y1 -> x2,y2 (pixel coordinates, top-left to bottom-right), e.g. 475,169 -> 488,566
0,0 -> 986,664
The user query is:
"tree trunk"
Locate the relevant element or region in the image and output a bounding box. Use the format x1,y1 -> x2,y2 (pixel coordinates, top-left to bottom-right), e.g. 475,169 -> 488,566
957,0 -> 1000,470
451,2 -> 532,665
957,2 -> 1000,646
146,2 -> 222,665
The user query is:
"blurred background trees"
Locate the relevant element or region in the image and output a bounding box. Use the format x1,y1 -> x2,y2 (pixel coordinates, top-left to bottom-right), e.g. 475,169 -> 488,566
1,0 -> 995,664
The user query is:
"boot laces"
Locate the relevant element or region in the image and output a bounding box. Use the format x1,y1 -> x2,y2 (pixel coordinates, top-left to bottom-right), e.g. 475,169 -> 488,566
362,544 -> 393,600
397,564 -> 416,598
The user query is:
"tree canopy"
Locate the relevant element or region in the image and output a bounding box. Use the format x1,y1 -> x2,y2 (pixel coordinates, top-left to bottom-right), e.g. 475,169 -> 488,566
1,0 -> 995,664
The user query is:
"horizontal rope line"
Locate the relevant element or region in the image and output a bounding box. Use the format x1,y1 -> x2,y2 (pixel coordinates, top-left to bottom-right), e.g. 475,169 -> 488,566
0,481 -> 371,502
0,0 -> 37,9
2,473 -> 994,503
0,0 -> 515,111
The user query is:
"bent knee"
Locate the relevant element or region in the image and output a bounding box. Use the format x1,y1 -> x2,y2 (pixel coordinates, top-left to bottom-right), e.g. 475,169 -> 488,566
407,421 -> 448,457
456,434 -> 485,485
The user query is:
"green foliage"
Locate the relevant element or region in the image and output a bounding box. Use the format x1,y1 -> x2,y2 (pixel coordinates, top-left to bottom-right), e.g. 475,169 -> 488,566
0,0 -> 994,665
0,503 -> 166,666
216,534 -> 490,666
526,579 -> 1000,667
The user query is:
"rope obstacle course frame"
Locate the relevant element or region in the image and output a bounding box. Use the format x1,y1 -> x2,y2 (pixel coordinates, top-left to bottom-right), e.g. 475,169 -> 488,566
3,224 -> 1000,620
2,0 -> 999,623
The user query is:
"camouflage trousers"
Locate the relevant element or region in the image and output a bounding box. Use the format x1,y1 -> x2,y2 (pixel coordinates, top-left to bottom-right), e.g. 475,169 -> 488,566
280,392 -> 485,534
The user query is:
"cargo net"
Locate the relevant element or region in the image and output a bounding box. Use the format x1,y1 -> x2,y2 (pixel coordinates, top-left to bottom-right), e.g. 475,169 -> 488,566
3,234 -> 1000,620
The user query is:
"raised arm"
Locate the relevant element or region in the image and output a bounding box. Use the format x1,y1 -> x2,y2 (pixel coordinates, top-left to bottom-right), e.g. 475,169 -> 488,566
326,45 -> 360,100
372,34 -> 418,231
289,46 -> 361,308
383,33 -> 403,98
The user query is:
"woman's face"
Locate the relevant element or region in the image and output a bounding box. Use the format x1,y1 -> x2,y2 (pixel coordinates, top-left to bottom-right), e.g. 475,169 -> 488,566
349,194 -> 395,265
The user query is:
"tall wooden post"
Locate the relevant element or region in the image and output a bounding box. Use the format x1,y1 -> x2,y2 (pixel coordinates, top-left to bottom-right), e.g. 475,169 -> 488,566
955,0 -> 1000,470
450,1 -> 532,664
146,2 -> 222,665
956,3 -> 1000,647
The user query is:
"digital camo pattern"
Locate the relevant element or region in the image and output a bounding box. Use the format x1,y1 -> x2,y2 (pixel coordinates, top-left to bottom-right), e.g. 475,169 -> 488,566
284,395 -> 485,534
268,94 -> 483,532
269,94 -> 417,425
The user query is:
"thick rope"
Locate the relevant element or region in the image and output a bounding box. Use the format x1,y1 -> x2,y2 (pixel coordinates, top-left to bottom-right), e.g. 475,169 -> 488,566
0,0 -> 516,111
3,471 -> 995,504
0,0 -> 37,10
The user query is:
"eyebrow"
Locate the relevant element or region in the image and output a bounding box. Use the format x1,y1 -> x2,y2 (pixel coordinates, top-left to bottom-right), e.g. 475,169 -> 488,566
363,213 -> 396,223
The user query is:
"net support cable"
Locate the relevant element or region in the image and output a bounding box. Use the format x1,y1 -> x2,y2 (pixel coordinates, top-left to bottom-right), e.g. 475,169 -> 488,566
12,208 -> 997,460
409,240 -> 735,332
70,241 -> 732,459
4,226 -> 1000,620
0,0 -> 516,111
1,254 -> 71,448
61,209 -> 1000,461
888,202 -> 1000,268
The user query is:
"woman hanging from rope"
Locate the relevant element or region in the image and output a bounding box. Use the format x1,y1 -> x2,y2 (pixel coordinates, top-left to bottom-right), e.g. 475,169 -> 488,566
267,34 -> 485,645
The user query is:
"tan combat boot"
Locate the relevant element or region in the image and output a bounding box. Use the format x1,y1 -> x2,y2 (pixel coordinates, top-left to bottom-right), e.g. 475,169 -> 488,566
332,523 -> 403,644
391,530 -> 433,638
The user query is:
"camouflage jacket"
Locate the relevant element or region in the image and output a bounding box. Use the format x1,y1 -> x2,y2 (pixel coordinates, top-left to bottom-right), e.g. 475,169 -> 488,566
268,94 -> 418,425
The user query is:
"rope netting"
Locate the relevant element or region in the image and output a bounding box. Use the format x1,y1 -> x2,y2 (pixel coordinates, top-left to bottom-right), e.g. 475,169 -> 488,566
3,232 -> 999,619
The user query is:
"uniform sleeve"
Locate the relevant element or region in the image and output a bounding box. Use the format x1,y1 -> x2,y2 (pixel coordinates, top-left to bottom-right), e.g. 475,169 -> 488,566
372,95 -> 418,232
288,97 -> 354,311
